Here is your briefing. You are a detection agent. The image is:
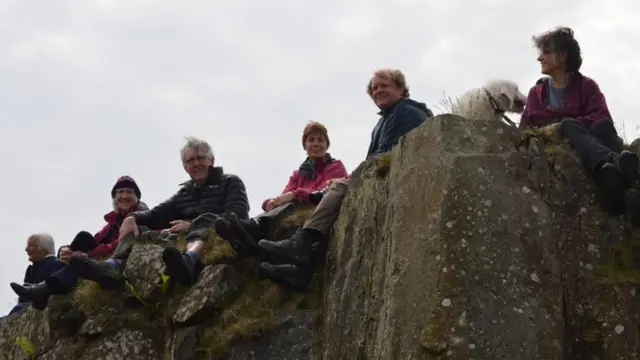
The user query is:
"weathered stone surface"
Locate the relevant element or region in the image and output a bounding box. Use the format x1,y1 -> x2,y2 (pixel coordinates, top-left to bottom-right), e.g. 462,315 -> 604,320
173,264 -> 241,327
9,114 -> 640,359
77,329 -> 158,359
123,242 -> 167,301
38,338 -> 84,360
224,310 -> 315,360
167,325 -> 201,360
322,115 -> 640,360
0,306 -> 49,359
79,306 -> 120,336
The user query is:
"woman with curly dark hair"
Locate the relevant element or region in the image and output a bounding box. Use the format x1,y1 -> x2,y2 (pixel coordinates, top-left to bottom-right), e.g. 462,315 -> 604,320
520,26 -> 638,214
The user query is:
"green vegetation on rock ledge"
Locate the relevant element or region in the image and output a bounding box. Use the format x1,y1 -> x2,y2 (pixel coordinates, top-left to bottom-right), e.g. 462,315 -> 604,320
2,206 -> 324,360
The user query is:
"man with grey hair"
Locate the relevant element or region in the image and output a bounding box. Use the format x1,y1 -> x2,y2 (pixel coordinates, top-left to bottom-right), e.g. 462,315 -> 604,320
69,137 -> 250,287
8,233 -> 64,314
9,176 -> 148,310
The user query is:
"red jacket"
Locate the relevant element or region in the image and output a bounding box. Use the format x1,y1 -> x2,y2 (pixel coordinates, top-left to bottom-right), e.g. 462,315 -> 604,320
519,72 -> 612,129
89,202 -> 148,258
262,155 -> 348,211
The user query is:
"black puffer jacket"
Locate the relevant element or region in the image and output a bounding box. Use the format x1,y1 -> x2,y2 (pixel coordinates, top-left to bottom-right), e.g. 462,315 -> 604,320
131,167 -> 250,230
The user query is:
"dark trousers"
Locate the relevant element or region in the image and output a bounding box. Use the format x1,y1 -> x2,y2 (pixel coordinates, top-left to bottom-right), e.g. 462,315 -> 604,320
559,118 -> 622,171
47,265 -> 79,293
57,231 -> 98,258
254,202 -> 295,237
185,213 -> 223,243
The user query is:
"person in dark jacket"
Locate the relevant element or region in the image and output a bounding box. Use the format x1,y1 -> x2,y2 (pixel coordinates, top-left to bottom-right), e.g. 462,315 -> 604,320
214,121 -> 348,256
9,176 -> 148,309
68,137 -> 250,287
8,233 -> 64,314
254,68 -> 433,289
519,27 -> 638,214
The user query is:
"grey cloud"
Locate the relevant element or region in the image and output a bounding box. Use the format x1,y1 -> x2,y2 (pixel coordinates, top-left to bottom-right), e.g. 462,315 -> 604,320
0,0 -> 638,312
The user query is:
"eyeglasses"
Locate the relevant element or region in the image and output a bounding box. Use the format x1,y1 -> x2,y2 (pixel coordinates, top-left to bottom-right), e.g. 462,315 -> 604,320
184,155 -> 209,165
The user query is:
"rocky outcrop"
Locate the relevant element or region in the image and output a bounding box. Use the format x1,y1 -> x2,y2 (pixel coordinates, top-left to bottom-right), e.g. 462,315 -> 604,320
0,211 -> 320,360
3,115 -> 640,359
322,115 -> 640,360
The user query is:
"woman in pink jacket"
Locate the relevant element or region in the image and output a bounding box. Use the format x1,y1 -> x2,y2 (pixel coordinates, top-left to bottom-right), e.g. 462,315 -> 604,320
216,121 -> 348,255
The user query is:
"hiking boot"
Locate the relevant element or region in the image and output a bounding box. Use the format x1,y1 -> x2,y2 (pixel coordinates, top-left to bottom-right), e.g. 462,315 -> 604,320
214,216 -> 258,255
596,162 -> 626,215
162,247 -> 197,286
597,162 -> 623,189
69,257 -> 123,289
257,228 -> 319,266
10,282 -> 51,310
617,150 -> 639,187
258,262 -> 310,291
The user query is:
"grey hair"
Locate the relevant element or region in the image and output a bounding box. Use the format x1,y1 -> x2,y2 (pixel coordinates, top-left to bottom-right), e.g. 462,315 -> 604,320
180,136 -> 214,163
30,233 -> 56,256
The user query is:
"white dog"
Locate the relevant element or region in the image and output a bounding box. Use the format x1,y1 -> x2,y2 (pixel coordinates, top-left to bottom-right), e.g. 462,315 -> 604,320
450,79 -> 527,126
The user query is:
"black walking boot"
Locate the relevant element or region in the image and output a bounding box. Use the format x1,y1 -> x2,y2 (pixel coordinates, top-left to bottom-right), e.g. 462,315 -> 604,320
258,262 -> 311,291
257,228 -> 321,265
10,282 -> 52,310
162,247 -> 199,286
617,150 -> 639,187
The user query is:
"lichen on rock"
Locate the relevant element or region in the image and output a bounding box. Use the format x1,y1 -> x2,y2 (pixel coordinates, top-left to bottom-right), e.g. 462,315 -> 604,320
5,115 -> 640,359
0,205 -> 320,359
322,115 -> 640,360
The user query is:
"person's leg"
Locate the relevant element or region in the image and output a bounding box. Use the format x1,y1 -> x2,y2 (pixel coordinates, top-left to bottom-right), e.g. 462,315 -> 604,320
69,231 -> 98,253
590,119 -> 622,153
559,118 -> 617,172
9,265 -> 79,310
162,213 -> 216,286
590,119 -> 639,186
67,232 -> 141,289
257,178 -> 351,265
560,118 -> 628,214
215,202 -> 295,254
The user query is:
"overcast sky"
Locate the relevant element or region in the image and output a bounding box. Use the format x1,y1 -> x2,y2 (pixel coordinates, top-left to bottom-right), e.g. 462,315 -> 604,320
1,0 -> 638,313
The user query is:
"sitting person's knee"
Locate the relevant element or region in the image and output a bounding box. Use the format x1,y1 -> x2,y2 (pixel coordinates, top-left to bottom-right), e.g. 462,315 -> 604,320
559,117 -> 579,127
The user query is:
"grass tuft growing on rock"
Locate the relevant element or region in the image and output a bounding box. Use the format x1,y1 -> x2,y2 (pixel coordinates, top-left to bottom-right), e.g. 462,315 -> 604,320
591,242 -> 640,284
375,153 -> 392,178
61,206 -> 321,360
202,233 -> 237,265
72,280 -> 119,315
198,277 -> 286,359
197,206 -> 324,359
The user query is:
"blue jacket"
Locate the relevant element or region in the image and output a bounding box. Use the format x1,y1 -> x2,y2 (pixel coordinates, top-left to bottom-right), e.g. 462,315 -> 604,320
366,98 -> 433,157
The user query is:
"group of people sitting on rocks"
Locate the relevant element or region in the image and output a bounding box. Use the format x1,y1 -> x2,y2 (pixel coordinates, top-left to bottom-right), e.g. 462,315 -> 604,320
7,25 -> 639,315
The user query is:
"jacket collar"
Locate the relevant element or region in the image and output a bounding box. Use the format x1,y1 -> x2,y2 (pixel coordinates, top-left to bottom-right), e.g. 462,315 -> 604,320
377,97 -> 407,116
299,154 -> 334,180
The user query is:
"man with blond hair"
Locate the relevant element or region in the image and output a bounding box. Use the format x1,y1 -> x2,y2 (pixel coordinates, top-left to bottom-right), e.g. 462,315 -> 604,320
255,69 -> 434,288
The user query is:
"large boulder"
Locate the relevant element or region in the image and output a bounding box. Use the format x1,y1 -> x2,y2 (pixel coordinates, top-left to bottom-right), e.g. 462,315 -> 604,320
4,114 -> 640,360
0,209 -> 319,360
322,115 -> 640,360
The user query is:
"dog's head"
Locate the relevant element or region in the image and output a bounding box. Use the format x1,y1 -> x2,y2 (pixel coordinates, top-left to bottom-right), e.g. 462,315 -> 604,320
485,79 -> 526,114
